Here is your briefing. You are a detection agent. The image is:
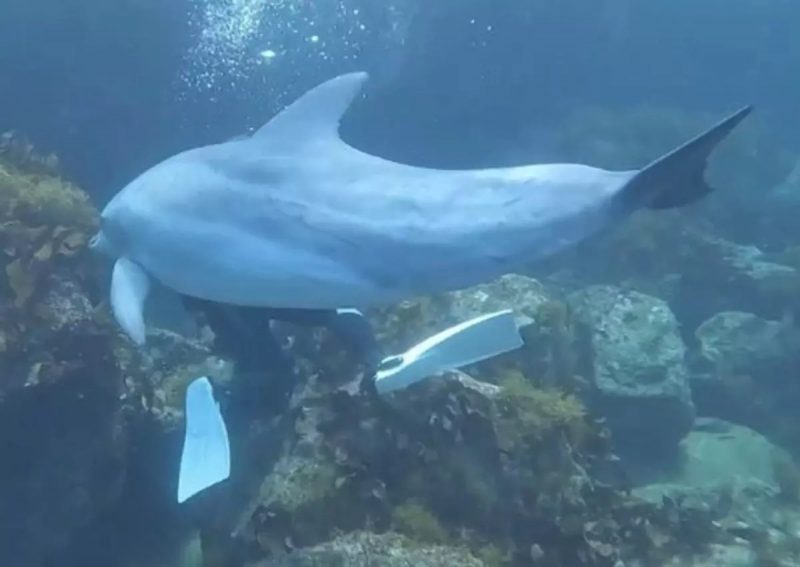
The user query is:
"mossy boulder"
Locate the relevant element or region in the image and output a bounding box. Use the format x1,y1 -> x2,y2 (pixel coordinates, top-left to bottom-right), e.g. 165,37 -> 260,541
634,419 -> 800,567
228,356 -> 640,565
391,500 -> 450,544
569,285 -> 694,456
258,531 -> 486,567
689,311 -> 800,448
0,158 -> 97,308
0,149 -> 127,566
370,275 -> 553,349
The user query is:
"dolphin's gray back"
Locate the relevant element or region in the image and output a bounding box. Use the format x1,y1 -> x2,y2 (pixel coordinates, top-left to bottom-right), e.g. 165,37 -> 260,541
233,143 -> 632,290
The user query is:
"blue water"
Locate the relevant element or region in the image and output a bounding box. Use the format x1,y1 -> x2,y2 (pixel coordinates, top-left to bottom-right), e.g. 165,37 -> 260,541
2,1 -> 800,566
2,1 -> 798,202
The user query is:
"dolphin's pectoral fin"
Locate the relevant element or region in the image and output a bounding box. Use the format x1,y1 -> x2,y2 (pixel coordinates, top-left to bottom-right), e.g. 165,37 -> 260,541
252,72 -> 368,149
111,257 -> 151,346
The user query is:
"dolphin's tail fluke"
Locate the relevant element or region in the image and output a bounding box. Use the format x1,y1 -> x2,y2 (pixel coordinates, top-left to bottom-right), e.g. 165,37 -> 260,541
613,105 -> 753,211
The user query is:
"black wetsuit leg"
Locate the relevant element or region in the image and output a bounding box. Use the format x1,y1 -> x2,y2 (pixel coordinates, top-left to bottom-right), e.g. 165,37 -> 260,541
182,298 -> 383,413
182,297 -> 296,416
265,307 -> 383,373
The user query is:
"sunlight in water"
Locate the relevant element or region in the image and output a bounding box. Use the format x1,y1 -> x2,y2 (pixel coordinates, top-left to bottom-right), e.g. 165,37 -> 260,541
178,0 -> 416,97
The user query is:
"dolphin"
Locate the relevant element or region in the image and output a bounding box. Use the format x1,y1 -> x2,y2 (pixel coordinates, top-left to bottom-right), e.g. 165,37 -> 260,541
92,71 -> 752,345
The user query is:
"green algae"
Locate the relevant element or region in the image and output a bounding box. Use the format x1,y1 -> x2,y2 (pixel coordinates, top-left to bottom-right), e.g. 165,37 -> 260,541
0,160 -> 97,307
475,543 -> 511,567
262,456 -> 341,513
0,164 -> 97,230
391,500 -> 449,545
495,370 -> 586,444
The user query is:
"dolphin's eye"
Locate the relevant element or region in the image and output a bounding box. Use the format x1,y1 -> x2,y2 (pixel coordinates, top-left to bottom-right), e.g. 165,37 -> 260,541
88,234 -> 99,248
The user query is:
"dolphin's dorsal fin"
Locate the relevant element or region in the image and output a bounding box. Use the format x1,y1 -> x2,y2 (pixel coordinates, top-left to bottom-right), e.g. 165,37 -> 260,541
111,257 -> 151,346
252,72 -> 368,149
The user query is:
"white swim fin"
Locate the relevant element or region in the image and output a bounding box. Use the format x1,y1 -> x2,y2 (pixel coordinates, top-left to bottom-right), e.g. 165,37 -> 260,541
177,377 -> 231,504
374,310 -> 523,395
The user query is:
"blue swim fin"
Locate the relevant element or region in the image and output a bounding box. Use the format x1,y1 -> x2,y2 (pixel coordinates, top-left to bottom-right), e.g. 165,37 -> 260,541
373,310 -> 523,395
177,377 -> 231,504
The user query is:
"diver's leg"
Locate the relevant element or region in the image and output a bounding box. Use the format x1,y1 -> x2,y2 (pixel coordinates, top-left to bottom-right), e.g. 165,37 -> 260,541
267,307 -> 384,373
328,308 -> 383,372
181,297 -> 296,416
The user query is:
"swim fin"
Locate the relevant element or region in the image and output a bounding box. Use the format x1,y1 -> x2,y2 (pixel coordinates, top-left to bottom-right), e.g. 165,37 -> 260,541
177,377 -> 231,504
373,310 -> 523,395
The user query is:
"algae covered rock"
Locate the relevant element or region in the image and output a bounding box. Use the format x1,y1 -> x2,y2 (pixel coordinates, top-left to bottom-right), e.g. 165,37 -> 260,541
0,148 -> 127,566
690,311 -> 800,443
634,419 -> 800,567
258,531 -> 486,567
229,359 -> 634,566
230,376 -> 386,555
694,311 -> 790,377
225,359 -> 748,566
664,541 -> 758,567
569,285 -> 694,454
139,329 -> 234,428
634,418 -> 787,500
672,235 -> 800,326
371,274 -> 554,348
0,150 -> 97,308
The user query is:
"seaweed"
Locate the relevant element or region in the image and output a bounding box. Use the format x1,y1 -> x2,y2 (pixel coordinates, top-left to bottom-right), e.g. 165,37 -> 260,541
391,500 -> 450,545
475,542 -> 512,567
495,370 -> 586,446
0,156 -> 97,307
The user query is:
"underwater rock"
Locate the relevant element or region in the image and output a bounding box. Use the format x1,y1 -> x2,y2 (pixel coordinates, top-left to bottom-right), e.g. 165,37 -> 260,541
672,235 -> 799,326
664,541 -> 758,567
551,213 -> 798,331
447,274 -> 554,325
691,312 -> 794,425
35,273 -> 95,332
0,150 -> 130,565
690,311 -> 800,442
569,285 -> 695,455
694,311 -> 790,376
257,530 -> 486,567
113,327 -> 236,513
372,274 -> 553,347
0,156 -> 97,309
0,335 -> 127,567
227,360 -> 655,566
634,418 -> 786,497
139,329 -> 234,428
634,418 -> 800,567
139,311 -> 755,566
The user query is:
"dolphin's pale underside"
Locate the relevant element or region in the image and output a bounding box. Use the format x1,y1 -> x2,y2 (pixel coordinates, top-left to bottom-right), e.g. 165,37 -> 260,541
94,72 -> 752,345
